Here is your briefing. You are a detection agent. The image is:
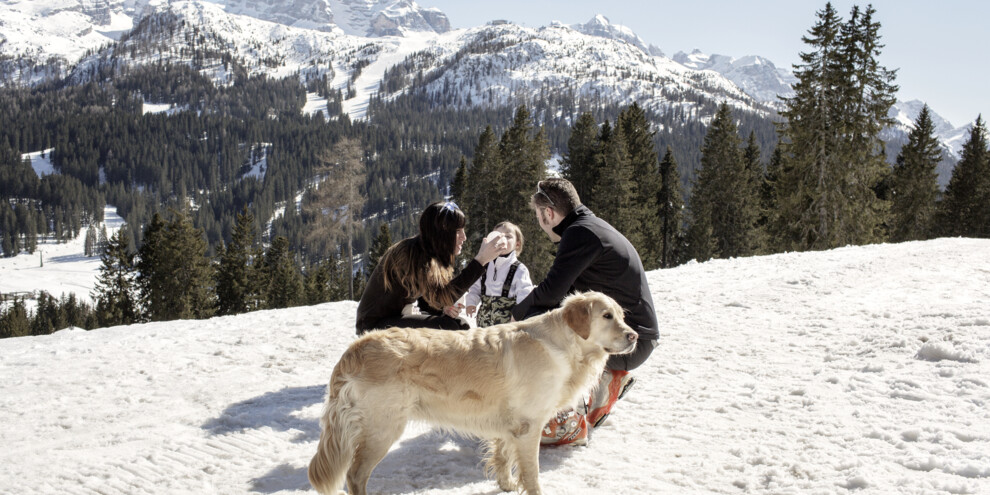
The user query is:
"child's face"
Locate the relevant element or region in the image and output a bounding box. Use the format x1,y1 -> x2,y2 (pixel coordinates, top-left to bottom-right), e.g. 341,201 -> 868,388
495,226 -> 516,255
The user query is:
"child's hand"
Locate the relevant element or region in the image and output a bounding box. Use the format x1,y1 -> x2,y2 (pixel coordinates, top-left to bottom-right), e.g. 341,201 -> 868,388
466,305 -> 477,317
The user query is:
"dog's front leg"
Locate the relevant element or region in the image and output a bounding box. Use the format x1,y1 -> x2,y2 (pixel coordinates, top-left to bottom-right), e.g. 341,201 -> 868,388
508,429 -> 543,495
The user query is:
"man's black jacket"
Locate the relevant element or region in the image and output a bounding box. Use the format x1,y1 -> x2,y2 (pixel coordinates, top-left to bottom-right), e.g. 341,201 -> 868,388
512,205 -> 660,341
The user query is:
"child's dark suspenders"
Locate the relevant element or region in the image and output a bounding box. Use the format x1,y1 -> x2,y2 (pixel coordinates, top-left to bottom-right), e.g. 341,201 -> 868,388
480,261 -> 520,297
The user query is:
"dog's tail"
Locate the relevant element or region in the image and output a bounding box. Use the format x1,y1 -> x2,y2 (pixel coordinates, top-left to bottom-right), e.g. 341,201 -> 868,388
308,360 -> 362,494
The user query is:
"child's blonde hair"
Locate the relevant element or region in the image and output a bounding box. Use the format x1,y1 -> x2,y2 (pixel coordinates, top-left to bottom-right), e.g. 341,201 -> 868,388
494,221 -> 524,256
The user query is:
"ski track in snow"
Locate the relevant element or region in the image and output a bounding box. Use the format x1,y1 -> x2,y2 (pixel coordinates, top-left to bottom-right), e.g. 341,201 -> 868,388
1,238 -> 988,494
341,32 -> 439,120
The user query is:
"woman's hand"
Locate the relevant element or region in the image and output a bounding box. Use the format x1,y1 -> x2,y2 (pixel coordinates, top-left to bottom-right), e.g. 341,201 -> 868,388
475,231 -> 507,265
444,303 -> 463,318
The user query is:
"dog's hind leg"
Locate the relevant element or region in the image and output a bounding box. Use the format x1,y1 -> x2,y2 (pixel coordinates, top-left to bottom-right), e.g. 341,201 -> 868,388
484,438 -> 517,492
345,410 -> 407,495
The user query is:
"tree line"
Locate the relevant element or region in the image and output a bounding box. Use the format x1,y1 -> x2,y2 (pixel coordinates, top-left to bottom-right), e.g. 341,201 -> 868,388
672,4 -> 989,262
0,207 -> 373,338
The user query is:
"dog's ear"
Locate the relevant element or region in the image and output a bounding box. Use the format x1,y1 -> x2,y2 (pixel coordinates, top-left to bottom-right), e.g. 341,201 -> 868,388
563,295 -> 592,340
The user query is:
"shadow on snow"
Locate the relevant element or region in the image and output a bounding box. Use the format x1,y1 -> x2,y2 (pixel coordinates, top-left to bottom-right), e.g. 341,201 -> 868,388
206,385 -> 578,494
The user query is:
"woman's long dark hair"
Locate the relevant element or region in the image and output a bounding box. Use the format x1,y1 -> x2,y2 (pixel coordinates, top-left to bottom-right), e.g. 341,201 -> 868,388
418,201 -> 466,268
380,201 -> 466,308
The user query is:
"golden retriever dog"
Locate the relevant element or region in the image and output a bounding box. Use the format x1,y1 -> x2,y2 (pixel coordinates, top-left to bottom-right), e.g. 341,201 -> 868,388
308,291 -> 638,495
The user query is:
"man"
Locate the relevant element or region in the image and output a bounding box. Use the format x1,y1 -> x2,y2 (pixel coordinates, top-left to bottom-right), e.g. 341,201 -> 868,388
512,178 -> 659,445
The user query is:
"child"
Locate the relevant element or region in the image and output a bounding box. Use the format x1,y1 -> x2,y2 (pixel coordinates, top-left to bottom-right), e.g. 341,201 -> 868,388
465,222 -> 534,327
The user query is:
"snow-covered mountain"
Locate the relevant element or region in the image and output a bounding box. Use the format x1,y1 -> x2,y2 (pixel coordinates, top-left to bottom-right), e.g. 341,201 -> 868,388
673,49 -> 797,104
0,0 -> 449,85
0,3 -> 764,122
884,99 -> 970,186
379,21 -> 758,118
569,14 -> 664,57
890,98 -> 972,159
2,237 -> 989,493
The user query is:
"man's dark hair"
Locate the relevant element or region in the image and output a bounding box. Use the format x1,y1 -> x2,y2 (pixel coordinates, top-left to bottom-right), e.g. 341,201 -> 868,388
530,178 -> 581,215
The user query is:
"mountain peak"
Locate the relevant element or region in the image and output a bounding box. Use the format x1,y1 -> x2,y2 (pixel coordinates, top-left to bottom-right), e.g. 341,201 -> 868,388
326,0 -> 450,37
570,14 -> 664,57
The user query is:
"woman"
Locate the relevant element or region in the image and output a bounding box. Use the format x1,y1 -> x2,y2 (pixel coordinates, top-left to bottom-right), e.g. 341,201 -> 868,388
355,201 -> 506,334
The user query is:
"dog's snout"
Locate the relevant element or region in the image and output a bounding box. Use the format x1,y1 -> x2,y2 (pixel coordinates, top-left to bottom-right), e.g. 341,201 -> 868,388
626,331 -> 638,343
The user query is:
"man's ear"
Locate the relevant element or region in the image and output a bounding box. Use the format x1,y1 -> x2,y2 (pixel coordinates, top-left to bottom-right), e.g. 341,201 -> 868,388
562,294 -> 591,340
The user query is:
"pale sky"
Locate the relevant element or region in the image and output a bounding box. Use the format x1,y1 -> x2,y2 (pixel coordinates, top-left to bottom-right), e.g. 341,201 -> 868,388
424,0 -> 988,128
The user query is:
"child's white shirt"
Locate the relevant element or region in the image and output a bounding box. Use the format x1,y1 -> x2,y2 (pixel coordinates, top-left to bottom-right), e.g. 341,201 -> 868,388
465,251 -> 534,308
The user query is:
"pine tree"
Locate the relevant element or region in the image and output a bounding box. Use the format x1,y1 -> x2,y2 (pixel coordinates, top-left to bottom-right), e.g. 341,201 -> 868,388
762,142 -> 785,251
775,3 -> 898,251
84,224 -> 97,257
31,292 -> 59,336
561,112 -> 602,210
594,120 -> 641,247
0,297 -> 31,339
658,146 -> 686,268
451,156 -> 468,203
168,211 -> 215,319
496,106 -> 552,280
497,106 -> 549,226
325,254 -> 350,302
92,229 -> 139,327
890,105 -> 942,242
687,102 -> 756,260
305,261 -> 332,304
742,132 -> 768,253
98,226 -> 109,254
136,213 -> 168,321
618,103 -> 661,267
261,235 -> 303,309
366,223 -> 392,278
937,116 -> 990,237
462,125 -> 502,245
216,209 -> 258,316
136,210 -> 215,322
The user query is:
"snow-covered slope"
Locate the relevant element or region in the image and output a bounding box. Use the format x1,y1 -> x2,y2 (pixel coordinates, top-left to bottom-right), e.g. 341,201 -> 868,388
2,238 -> 988,494
0,206 -> 125,310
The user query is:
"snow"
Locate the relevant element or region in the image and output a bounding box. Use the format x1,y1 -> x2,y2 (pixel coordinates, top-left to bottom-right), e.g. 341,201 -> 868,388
340,31 -> 439,120
302,92 -> 330,118
241,143 -> 271,180
142,101 -> 189,115
0,206 -> 125,310
2,237 -> 989,494
21,148 -> 57,177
